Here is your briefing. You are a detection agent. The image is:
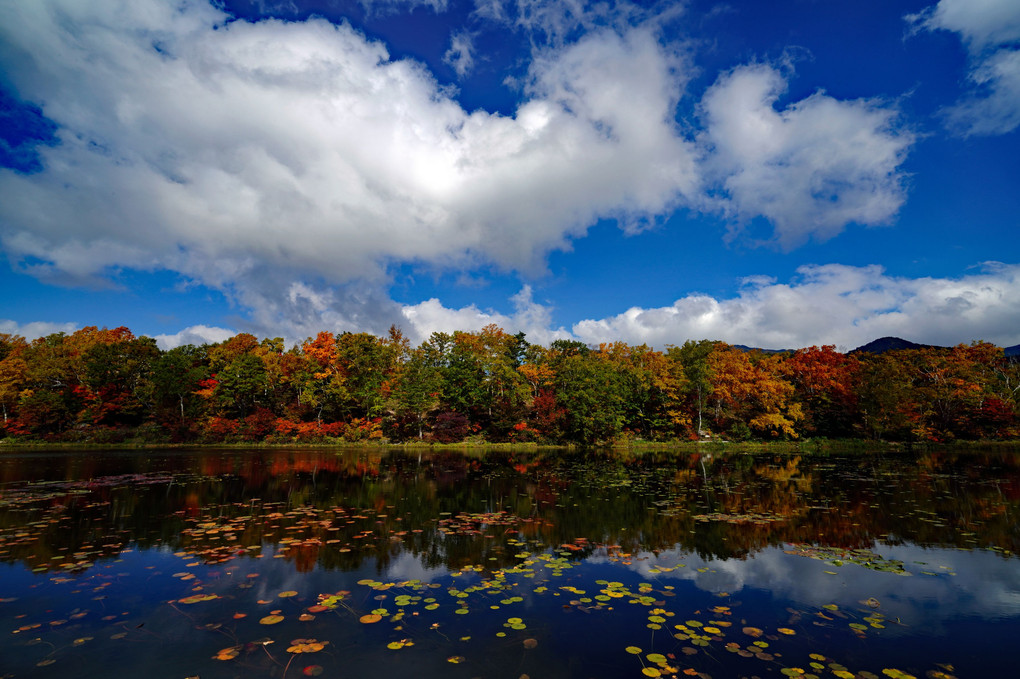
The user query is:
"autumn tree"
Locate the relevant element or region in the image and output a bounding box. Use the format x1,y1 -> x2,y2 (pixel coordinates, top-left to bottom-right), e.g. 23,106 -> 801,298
0,333 -> 28,426
708,346 -> 803,439
912,342 -> 1012,439
206,334 -> 269,419
782,345 -> 860,437
440,325 -> 530,438
79,332 -> 159,427
856,350 -> 921,440
335,331 -> 398,419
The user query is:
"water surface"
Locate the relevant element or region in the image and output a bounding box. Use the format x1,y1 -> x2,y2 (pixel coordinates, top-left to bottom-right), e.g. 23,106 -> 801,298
2,446 -> 1018,678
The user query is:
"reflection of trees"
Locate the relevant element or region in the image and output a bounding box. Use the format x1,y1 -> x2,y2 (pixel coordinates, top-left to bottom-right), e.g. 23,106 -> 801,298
1,447 -> 1020,576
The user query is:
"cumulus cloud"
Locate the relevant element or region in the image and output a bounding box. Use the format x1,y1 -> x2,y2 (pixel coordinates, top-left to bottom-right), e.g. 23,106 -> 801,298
698,63 -> 914,247
0,319 -> 79,341
13,262 -> 1020,350
0,1 -> 927,343
0,0 -> 698,332
152,324 -> 238,350
908,0 -> 1020,135
572,262 -> 1020,350
400,284 -> 571,345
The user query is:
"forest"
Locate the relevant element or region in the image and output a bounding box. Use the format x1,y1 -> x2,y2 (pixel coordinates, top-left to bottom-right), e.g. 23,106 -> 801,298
0,324 -> 1017,445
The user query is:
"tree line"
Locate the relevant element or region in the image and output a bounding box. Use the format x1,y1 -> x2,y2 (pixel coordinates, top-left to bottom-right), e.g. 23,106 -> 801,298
0,324 -> 1017,445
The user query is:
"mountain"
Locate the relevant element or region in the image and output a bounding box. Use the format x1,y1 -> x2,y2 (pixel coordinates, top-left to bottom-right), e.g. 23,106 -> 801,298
850,337 -> 1020,356
849,337 -> 941,354
731,344 -> 792,354
728,337 -> 1017,356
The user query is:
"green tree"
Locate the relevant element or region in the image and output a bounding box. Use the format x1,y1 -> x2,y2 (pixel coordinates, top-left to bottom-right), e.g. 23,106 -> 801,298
390,344 -> 443,439
148,345 -> 209,425
216,352 -> 269,418
667,340 -> 717,437
553,351 -> 626,445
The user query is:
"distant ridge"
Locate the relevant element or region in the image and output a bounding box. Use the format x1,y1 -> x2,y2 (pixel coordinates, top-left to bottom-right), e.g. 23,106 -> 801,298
693,337 -> 1017,357
849,336 -> 940,354
731,344 -> 791,354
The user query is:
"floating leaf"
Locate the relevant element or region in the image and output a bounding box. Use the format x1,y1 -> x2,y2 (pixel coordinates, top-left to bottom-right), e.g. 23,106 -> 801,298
742,627 -> 763,637
213,646 -> 240,661
178,594 -> 219,604
777,627 -> 796,635
287,639 -> 326,653
881,670 -> 916,679
260,615 -> 284,625
302,666 -> 324,677
387,638 -> 413,650
523,638 -> 538,649
625,646 -> 643,654
279,591 -> 298,598
359,614 -> 382,624
642,669 -> 661,677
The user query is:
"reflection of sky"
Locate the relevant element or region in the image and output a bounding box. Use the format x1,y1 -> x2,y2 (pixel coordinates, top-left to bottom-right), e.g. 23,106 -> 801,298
383,551 -> 450,584
589,543 -> 1020,636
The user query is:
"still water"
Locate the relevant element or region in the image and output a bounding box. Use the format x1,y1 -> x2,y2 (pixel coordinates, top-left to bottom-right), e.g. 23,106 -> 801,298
1,446 -> 1019,679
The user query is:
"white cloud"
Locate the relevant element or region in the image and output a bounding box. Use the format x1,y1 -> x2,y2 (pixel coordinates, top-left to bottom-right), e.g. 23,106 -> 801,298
361,0 -> 449,15
475,0 -> 614,46
0,319 -> 79,340
698,63 -> 914,248
0,1 -> 699,332
400,284 -> 571,345
907,0 -> 1020,52
0,1 -> 927,343
612,544 -> 1020,634
908,0 -> 1020,136
13,262 -> 1020,351
572,262 -> 1020,350
444,30 -> 476,77
944,47 -> 1020,136
152,324 -> 237,350
472,1 -> 682,49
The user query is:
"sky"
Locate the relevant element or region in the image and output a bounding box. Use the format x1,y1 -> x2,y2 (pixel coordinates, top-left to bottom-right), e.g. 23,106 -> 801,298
0,0 -> 1018,352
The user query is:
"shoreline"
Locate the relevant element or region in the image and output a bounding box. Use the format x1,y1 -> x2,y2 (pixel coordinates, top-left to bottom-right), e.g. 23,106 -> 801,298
2,438 -> 1018,454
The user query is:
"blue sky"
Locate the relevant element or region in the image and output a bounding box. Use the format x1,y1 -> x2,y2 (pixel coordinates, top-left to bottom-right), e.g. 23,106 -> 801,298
1,0 -> 1018,350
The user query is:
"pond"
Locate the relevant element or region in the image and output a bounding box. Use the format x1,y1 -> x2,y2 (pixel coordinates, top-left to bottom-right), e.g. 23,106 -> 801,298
1,446 -> 1019,679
